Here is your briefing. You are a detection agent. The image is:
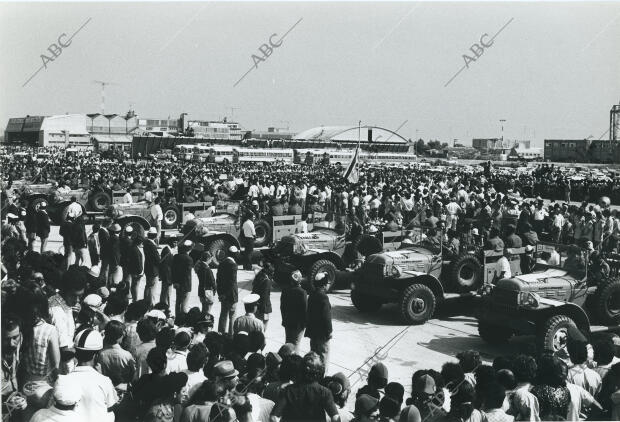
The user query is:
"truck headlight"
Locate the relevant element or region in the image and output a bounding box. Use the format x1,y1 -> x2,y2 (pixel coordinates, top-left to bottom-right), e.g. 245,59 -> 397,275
518,292 -> 541,308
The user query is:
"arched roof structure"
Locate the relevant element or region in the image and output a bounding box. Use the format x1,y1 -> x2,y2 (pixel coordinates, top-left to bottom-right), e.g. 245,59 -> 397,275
294,125 -> 408,143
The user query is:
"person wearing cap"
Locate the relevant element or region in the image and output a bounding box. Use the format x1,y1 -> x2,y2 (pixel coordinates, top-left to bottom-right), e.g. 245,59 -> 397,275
195,250 -> 216,315
172,239 -> 194,316
271,352 -> 339,422
29,375 -> 82,422
213,360 -> 240,394
241,212 -> 256,271
589,251 -> 610,286
233,294 -> 264,335
493,246 -> 512,283
280,270 -> 308,353
519,222 -> 539,247
107,223 -> 123,285
65,329 -> 118,422
305,272 -> 333,372
144,227 -> 161,306
120,225 -> 135,284
127,236 -> 146,302
352,394 -> 380,422
35,200 -> 51,253
324,372 -> 353,422
251,261 -> 274,331
564,244 -> 586,279
357,363 -> 389,400
70,214 -> 88,267
216,246 -> 239,334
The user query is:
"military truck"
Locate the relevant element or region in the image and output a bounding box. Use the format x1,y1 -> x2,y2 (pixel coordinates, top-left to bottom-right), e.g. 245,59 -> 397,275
350,227 -> 507,324
476,243 -> 620,352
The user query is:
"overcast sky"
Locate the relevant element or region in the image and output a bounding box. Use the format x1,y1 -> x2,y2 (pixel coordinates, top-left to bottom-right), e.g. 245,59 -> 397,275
1,1 -> 619,146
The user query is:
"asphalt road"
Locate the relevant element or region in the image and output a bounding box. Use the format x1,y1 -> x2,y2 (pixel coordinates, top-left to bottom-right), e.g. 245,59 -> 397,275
37,225 -> 538,410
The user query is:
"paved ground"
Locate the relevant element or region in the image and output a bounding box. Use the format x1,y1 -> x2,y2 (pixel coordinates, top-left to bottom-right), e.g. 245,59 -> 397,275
37,225 -> 538,409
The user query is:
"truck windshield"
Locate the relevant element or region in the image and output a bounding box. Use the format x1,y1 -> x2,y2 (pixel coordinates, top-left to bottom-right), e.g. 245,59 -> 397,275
534,243 -> 588,279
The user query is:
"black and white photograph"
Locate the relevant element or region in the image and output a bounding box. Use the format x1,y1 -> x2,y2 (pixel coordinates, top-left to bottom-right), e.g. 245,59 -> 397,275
1,1 -> 620,421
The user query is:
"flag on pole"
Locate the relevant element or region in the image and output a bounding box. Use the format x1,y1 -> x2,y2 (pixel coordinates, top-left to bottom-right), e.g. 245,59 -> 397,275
343,144 -> 360,183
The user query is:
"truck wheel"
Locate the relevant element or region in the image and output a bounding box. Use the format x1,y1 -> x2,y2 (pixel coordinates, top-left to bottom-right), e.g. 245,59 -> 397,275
29,197 -> 47,212
400,284 -> 436,325
120,219 -> 146,240
351,289 -> 382,313
538,315 -> 578,353
254,220 -> 272,247
594,278 -> 620,325
161,205 -> 180,230
478,322 -> 512,344
309,259 -> 337,293
208,239 -> 230,266
449,254 -> 482,293
89,192 -> 111,211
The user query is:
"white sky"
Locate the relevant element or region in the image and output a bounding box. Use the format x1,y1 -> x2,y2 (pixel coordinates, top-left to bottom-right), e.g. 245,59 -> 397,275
1,1 -> 619,146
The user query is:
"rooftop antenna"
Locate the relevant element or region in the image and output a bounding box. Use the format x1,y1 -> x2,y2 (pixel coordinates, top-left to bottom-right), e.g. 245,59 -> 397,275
92,80 -> 118,114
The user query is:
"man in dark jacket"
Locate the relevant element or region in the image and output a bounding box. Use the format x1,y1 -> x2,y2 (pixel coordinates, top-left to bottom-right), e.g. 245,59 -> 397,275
280,270 -> 307,353
143,228 -> 161,306
127,236 -> 145,301
88,223 -> 101,266
171,240 -> 194,317
59,214 -> 75,269
305,272 -> 333,372
107,223 -> 122,285
194,251 -> 216,315
520,222 -> 539,247
25,202 -> 38,251
120,226 -> 134,283
71,216 -> 88,267
159,240 -> 177,307
251,262 -> 274,331
98,219 -> 111,282
216,246 -> 239,334
35,201 -> 51,254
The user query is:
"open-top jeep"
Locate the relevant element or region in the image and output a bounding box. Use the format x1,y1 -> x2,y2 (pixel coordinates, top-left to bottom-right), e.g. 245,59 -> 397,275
350,226 -> 513,324
476,243 -> 620,352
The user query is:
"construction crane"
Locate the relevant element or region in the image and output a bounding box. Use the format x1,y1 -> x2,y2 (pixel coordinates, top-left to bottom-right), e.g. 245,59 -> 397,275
92,80 -> 118,115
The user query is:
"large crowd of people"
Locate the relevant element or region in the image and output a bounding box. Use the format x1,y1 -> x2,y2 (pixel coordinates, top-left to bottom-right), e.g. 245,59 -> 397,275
2,147 -> 620,422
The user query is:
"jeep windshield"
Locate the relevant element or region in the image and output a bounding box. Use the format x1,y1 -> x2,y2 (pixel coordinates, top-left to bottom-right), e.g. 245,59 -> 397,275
532,243 -> 588,280
382,225 -> 444,254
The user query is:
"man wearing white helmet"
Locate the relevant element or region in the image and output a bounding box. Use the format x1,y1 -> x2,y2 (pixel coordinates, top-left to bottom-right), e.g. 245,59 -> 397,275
65,329 -> 117,422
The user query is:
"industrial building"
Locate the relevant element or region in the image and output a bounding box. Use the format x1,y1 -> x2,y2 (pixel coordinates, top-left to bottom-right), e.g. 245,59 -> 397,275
4,114 -> 91,148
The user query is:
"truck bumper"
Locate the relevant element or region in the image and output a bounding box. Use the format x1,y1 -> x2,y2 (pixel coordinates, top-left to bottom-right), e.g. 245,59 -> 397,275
477,303 -> 537,335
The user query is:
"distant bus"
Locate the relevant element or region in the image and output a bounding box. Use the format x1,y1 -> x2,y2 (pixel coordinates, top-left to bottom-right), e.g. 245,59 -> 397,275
233,148 -> 294,164
206,146 -> 235,164
173,144 -> 195,161
362,152 -> 417,165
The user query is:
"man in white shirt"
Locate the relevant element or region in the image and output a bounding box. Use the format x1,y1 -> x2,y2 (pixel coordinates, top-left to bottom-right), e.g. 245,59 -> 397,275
241,214 -> 256,271
66,330 -> 117,422
149,197 -> 163,244
123,188 -> 133,204
495,247 -> 512,282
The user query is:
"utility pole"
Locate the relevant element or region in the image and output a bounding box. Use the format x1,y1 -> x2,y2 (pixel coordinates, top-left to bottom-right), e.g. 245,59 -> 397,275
500,119 -> 506,144
92,80 -> 118,115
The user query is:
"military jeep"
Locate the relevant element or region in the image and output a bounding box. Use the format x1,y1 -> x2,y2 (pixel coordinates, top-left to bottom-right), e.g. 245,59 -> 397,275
476,243 -> 620,352
350,227 -> 488,324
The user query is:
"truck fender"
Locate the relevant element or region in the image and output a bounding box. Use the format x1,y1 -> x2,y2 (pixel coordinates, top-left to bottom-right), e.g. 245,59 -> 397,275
539,302 -> 591,332
317,251 -> 345,270
203,232 -> 241,250
117,215 -> 150,230
411,274 -> 445,301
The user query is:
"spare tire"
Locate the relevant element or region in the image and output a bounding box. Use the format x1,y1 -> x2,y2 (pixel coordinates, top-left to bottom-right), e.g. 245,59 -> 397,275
254,219 -> 272,247
207,239 -> 231,266
594,277 -> 620,325
449,254 -> 482,293
309,259 -> 337,293
119,218 -> 146,240
161,204 -> 180,229
89,191 -> 111,211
